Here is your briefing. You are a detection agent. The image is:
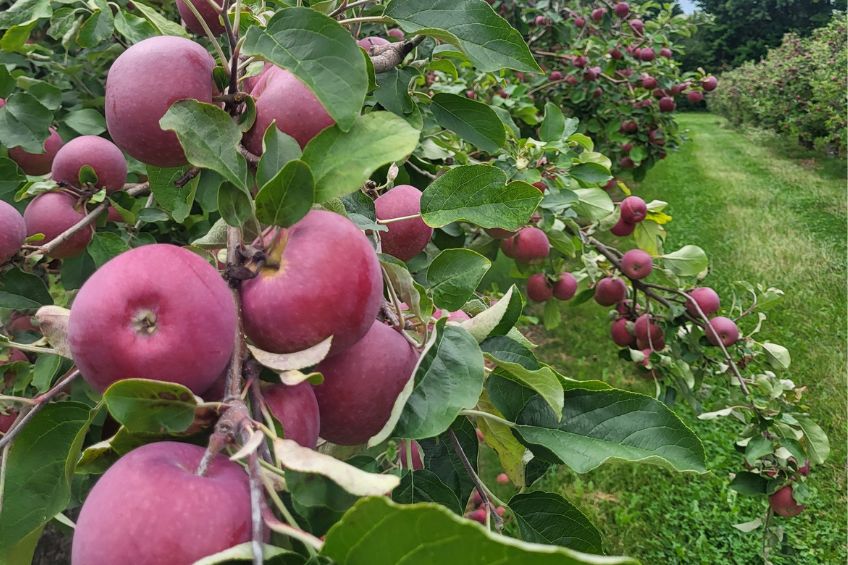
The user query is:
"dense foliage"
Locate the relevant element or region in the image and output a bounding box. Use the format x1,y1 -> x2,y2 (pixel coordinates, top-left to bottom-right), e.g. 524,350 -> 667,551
710,15 -> 847,153
0,0 -> 830,563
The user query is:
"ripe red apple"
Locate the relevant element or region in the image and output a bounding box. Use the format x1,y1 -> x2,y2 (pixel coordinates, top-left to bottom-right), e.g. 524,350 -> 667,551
573,55 -> 588,68
510,227 -> 549,264
620,120 -> 638,134
685,287 -> 720,317
619,156 -> 635,169
648,129 -> 665,146
574,16 -> 586,28
0,200 -> 26,264
610,47 -> 623,60
629,19 -> 644,34
375,185 -> 432,261
705,316 -> 740,347
659,96 -> 676,112
387,28 -> 404,40
241,211 -> 382,355
614,2 -> 630,17
68,244 -> 236,393
594,277 -> 627,306
533,15 -> 546,26
591,7 -> 606,21
565,75 -> 579,86
8,128 -> 64,176
621,249 -> 653,279
496,472 -> 510,485
621,142 -> 633,153
620,195 -> 647,223
6,314 -> 37,336
106,205 -> 123,223
398,439 -> 424,470
51,135 -> 127,192
584,66 -> 601,81
357,36 -> 390,49
610,318 -> 635,347
553,272 -> 577,301
637,333 -> 665,351
526,273 -> 553,302
633,314 -> 662,343
495,506 -> 506,517
106,36 -> 215,167
660,47 -> 673,58
176,0 -> 225,36
549,70 -> 563,81
72,442 -> 252,565
610,218 -> 635,236
466,508 -> 487,524
639,47 -> 655,61
687,90 -> 705,104
263,382 -> 320,449
640,74 -> 657,89
314,321 -> 417,445
532,181 -> 547,192
769,485 -> 805,517
702,76 -> 718,91
24,192 -> 93,259
244,66 -> 335,152
604,178 -> 618,191
593,87 -> 603,98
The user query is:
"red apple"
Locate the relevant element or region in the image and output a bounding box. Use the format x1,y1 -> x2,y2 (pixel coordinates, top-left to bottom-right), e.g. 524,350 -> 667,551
614,2 -> 630,17
591,7 -> 606,21
68,244 -> 236,394
387,28 -> 404,40
705,316 -> 740,347
769,485 -> 805,517
633,314 -> 662,343
702,76 -> 718,91
639,47 -> 655,61
51,135 -> 128,192
610,318 -> 635,347
510,227 -> 549,263
466,508 -> 487,524
549,70 -> 563,81
610,218 -> 635,236
0,200 -> 26,264
660,47 -> 673,58
640,74 -> 657,89
106,36 -> 216,167
241,211 -> 382,355
526,273 -> 553,302
24,192 -> 93,259
8,128 -> 64,176
610,47 -> 623,60
553,272 -> 577,301
398,439 -> 424,470
685,287 -> 721,317
176,0 -> 225,36
659,96 -> 676,112
629,19 -> 644,34
375,185 -> 432,261
574,16 -> 586,28
573,56 -> 588,68
357,36 -> 390,49
687,90 -> 704,104
594,277 -> 627,306
619,156 -> 635,169
72,442 -> 252,565
620,120 -> 638,134
496,472 -> 510,485
620,249 -> 653,279
314,321 -> 418,445
263,382 -> 320,449
620,195 -> 647,223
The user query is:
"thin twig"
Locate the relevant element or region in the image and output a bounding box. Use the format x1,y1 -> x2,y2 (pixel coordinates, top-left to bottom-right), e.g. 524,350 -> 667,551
224,227 -> 246,400
448,429 -> 503,529
0,369 -> 80,451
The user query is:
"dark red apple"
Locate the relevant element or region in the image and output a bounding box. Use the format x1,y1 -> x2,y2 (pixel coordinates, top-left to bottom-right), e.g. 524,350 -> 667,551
241,210 -> 382,356
648,129 -> 665,145
769,485 -> 804,517
0,200 -> 26,264
610,47 -> 623,60
526,273 -> 552,302
51,135 -> 128,192
687,90 -> 704,104
553,272 -> 577,300
574,16 -> 586,28
640,74 -> 657,89
8,128 -> 64,176
620,195 -> 647,223
619,156 -> 635,169
594,277 -> 627,306
685,287 -> 720,317
633,314 -> 662,343
314,321 -> 418,445
584,66 -> 601,81
702,76 -> 718,91
573,56 -> 588,68
263,382 -> 320,449
24,192 -> 93,259
176,0 -> 225,36
375,185 -> 432,261
591,7 -> 606,21
659,96 -> 676,112
610,218 -> 635,236
68,244 -> 236,394
614,2 -> 630,17
629,19 -> 644,34
706,316 -> 739,347
71,442 -> 252,565
610,318 -> 635,347
639,47 -> 655,61
549,70 -> 563,81
510,227 -> 549,264
398,439 -> 424,470
659,47 -> 673,58
621,249 -> 652,279
620,120 -> 638,134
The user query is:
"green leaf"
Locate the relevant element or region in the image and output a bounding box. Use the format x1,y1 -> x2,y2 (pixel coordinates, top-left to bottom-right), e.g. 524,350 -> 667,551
383,0 -> 541,73
287,469 -> 359,537
242,7 -> 367,131
0,268 -> 52,309
77,1 -> 113,49
420,165 -> 542,230
375,67 -> 418,116
392,470 -> 463,515
729,472 -> 768,496
321,497 -> 637,564
256,126 -> 302,188
102,378 -> 197,434
427,248 -> 491,311
31,353 -> 63,391
0,0 -> 52,28
0,402 -> 96,548
762,342 -> 791,370
420,418 -> 478,505
302,112 -> 419,202
64,108 -> 106,135
113,9 -> 156,43
459,285 -> 524,342
795,414 -> 830,465
661,245 -> 709,277
218,182 -> 254,227
394,323 -> 484,439
0,158 -> 25,204
380,255 -> 423,320
486,357 -> 564,419
132,1 -> 189,37
572,188 -> 614,221
514,388 -> 707,474
633,220 -> 665,256
570,163 -> 611,185
430,93 -> 505,153
87,232 -> 130,267
477,396 -> 526,486
539,102 -> 565,142
0,92 -> 53,153
255,159 -> 314,227
159,100 -> 248,190
510,491 -> 604,554
147,165 -> 200,223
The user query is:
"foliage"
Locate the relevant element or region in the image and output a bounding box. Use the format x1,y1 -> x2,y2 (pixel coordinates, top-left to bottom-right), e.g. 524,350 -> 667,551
710,15 -> 847,153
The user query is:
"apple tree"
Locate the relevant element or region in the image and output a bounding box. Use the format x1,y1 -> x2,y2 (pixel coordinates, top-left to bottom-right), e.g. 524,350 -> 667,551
0,0 -> 828,563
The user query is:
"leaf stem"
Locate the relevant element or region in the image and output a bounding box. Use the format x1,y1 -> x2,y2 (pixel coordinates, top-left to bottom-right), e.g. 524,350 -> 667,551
180,0 -> 229,68
338,15 -> 392,25
460,409 -> 515,428
376,213 -> 422,224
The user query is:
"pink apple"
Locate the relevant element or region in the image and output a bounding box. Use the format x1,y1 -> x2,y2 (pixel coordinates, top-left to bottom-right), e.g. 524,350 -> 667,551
769,485 -> 804,517
358,36 -> 390,49
591,7 -> 606,21
705,316 -> 740,347
466,508 -> 487,524
241,210 -> 382,355
660,47 -> 673,58
51,135 -> 128,192
510,227 -> 549,264
621,249 -> 652,279
659,96 -> 676,112
639,47 -> 655,61
526,273 -> 553,302
387,28 -> 404,40
553,272 -> 577,301
375,185 -> 432,261
610,218 -> 635,236
640,74 -> 657,89
314,321 -> 417,445
687,90 -> 705,104
549,70 -> 563,81
620,196 -> 647,223
68,244 -> 236,393
633,314 -> 662,343
496,472 -> 509,484
594,277 -> 627,306
398,439 -> 424,470
263,382 -> 320,449
72,442 -> 252,565
176,0 -> 225,36
24,192 -> 93,259
8,128 -> 64,176
685,287 -> 721,317
614,2 -> 630,17
0,200 -> 25,264
702,76 -> 718,91
610,318 -> 635,347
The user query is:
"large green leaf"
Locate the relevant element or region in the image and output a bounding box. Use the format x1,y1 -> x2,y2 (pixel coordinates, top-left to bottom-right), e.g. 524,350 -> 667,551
418,418 -> 479,506
0,92 -> 53,152
394,323 -> 484,439
486,356 -> 564,419
513,388 -> 707,474
459,285 -> 524,342
539,102 -> 566,143
375,67 -> 418,116
0,0 -> 52,29
256,127 -> 302,187
0,268 -> 52,309
147,165 -> 199,224
430,93 -> 505,153
302,112 -> 419,202
661,245 -> 709,277
242,7 -> 367,131
427,248 -> 491,311
321,497 -> 637,564
255,159 -> 314,227
132,1 -> 188,37
102,379 -> 197,434
572,188 -> 614,220
383,0 -> 541,73
392,469 -> 463,515
159,100 -> 248,190
420,165 -> 542,229
0,402 -> 97,547
510,491 -> 604,554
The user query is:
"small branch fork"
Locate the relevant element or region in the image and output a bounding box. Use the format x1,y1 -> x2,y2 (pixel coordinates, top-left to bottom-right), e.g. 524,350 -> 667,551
365,35 -> 425,73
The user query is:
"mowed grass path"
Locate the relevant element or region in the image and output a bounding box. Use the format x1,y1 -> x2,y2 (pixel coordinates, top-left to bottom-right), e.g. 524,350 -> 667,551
533,113 -> 847,564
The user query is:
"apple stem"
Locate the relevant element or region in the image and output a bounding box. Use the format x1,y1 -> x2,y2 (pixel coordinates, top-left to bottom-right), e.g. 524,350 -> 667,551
448,429 -> 504,530
329,0 -> 377,17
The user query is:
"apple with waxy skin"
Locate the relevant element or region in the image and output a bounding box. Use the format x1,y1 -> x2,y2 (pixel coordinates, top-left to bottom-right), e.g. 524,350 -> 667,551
314,321 -> 418,445
0,200 -> 26,264
241,210 -> 383,356
621,249 -> 653,279
176,0 -> 225,36
610,318 -> 635,347
71,442 -> 252,565
614,2 -> 630,17
659,96 -> 676,112
629,19 -> 644,34
702,76 -> 718,91
24,192 -> 93,259
553,272 -> 577,301
634,314 -> 663,343
244,66 -> 335,153
358,36 -> 390,49
705,316 -> 740,347
610,217 -> 635,236
68,244 -> 236,394
263,382 -> 320,449
591,7 -> 606,21
686,287 -> 721,317
594,277 -> 627,306
687,90 -> 705,104
526,273 -> 553,302
508,227 -> 549,264
769,484 -> 804,517
7,128 -> 64,176
620,196 -> 647,223
51,135 -> 128,192
398,439 -> 424,470
374,185 -> 432,261
105,36 -> 216,167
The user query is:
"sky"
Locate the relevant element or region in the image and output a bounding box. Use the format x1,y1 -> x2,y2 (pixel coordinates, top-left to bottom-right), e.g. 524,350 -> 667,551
678,0 -> 697,13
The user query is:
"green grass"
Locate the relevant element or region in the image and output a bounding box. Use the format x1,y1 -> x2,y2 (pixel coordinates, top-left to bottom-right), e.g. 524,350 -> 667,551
532,113 -> 847,564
